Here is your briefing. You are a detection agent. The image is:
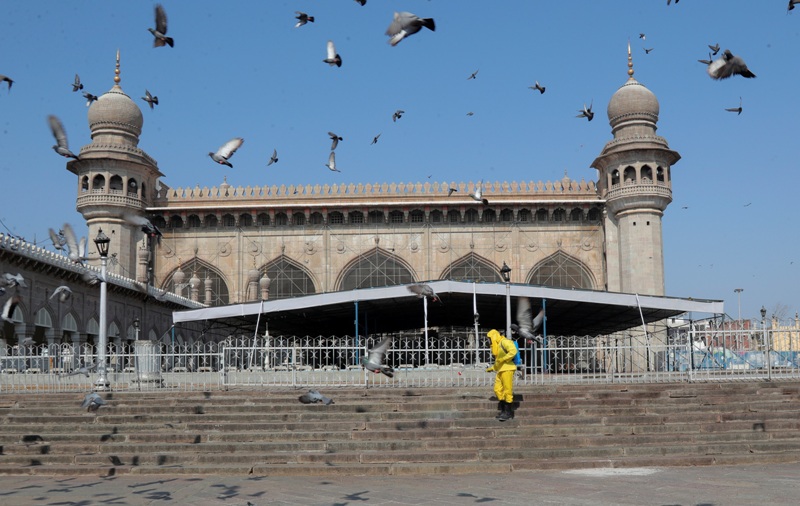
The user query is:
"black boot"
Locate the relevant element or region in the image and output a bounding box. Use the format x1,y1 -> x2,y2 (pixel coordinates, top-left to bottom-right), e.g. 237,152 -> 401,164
497,401 -> 512,422
495,401 -> 503,418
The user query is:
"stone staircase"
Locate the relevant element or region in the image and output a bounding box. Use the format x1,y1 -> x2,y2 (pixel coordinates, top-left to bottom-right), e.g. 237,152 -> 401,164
1,381 -> 800,476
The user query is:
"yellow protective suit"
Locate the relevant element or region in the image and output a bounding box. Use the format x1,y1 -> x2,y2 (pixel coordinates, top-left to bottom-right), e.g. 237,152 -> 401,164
486,329 -> 516,404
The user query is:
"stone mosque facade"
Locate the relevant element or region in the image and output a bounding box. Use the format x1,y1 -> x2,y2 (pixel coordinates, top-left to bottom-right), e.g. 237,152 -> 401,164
66,56 -> 679,319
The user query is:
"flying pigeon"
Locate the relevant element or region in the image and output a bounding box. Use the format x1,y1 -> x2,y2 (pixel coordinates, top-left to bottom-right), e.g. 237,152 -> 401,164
50,285 -> 73,303
385,11 -> 436,46
0,75 -> 13,92
295,11 -> 314,27
328,131 -> 343,150
667,0 -> 679,4
644,47 -> 654,54
467,70 -> 479,80
370,133 -> 381,145
510,298 -> 544,345
62,223 -> 87,264
529,81 -> 546,94
725,96 -> 743,115
81,392 -> 107,412
149,4 -> 174,48
639,33 -> 646,40
447,187 -> 457,196
466,111 -> 474,116
50,227 -> 67,252
71,74 -> 83,92
407,283 -> 439,302
81,271 -> 105,286
323,40 -> 342,67
208,137 -> 244,167
354,0 -> 366,5
361,336 -> 394,378
790,0 -> 800,12
576,100 -> 594,121
0,287 -> 4,296
267,148 -> 278,166
1,296 -> 20,323
20,337 -> 34,346
468,180 -> 489,205
83,92 -> 98,106
48,115 -> 79,159
2,272 -> 26,288
708,43 -> 720,56
141,89 -> 158,109
698,53 -> 713,65
61,364 -> 97,378
326,151 -> 340,172
298,390 -> 334,405
123,214 -> 162,243
392,110 -> 404,122
707,50 -> 756,80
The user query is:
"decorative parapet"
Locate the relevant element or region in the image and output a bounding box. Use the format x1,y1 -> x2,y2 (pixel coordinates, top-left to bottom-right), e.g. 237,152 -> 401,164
606,181 -> 672,201
153,179 -> 599,204
0,234 -> 202,309
77,192 -> 145,209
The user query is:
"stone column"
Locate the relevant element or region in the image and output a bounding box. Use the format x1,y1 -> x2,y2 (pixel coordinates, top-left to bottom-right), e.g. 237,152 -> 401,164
133,340 -> 163,387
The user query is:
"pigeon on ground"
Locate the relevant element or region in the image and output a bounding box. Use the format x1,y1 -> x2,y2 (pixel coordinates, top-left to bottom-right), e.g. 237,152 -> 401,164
790,0 -> 800,12
467,70 -> 479,80
62,223 -> 87,264
469,180 -> 489,205
81,392 -> 106,412
361,336 -> 394,378
83,92 -> 98,106
323,40 -> 342,67
50,286 -> 73,303
407,283 -> 439,302
48,115 -> 79,160
371,133 -> 381,145
385,11 -> 436,46
328,131 -> 343,150
2,272 -> 27,288
707,50 -> 756,80
208,138 -> 244,168
529,81 -> 546,94
725,97 -> 743,115
392,110 -> 404,122
447,187 -> 457,196
1,296 -> 21,323
577,100 -> 594,121
708,43 -> 720,56
141,89 -> 158,109
71,74 -> 83,92
295,11 -> 314,27
0,75 -> 13,92
267,149 -> 278,166
326,151 -> 340,172
510,298 -> 544,345
298,390 -> 334,405
149,4 -> 174,47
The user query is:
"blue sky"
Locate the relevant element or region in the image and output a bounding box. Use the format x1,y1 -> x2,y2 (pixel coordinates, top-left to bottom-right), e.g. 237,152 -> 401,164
0,1 -> 798,322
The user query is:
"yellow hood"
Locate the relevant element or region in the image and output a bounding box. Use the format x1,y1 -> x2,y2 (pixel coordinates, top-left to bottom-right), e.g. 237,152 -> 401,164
487,329 -> 503,356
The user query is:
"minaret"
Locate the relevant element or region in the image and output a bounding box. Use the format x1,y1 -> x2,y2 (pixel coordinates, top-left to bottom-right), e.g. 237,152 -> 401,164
66,51 -> 163,279
592,43 -> 680,296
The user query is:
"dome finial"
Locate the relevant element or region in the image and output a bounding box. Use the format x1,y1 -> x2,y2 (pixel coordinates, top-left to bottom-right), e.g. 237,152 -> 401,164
627,40 -> 634,78
114,49 -> 121,84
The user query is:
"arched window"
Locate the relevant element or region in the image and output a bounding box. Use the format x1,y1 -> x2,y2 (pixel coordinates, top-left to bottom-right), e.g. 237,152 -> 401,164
587,208 -> 601,221
657,166 -> 666,182
389,210 -> 404,224
570,208 -> 583,221
274,212 -> 288,226
109,175 -> 123,192
410,209 -> 425,223
442,253 -> 502,282
262,255 -> 316,300
92,174 -> 105,191
611,170 -> 620,186
81,176 -> 89,192
309,212 -> 324,225
222,214 -> 236,227
465,209 -> 479,223
430,210 -> 443,223
536,208 -> 548,222
338,248 -> 414,290
368,210 -> 384,224
128,178 -> 138,195
623,166 -> 636,184
518,209 -> 531,222
641,165 -> 653,182
483,209 -> 496,223
500,209 -> 514,222
447,210 -> 461,223
153,215 -> 167,229
187,215 -> 201,228
329,211 -> 344,225
239,213 -> 253,227
257,213 -> 270,226
292,212 -> 306,226
204,214 -> 218,228
348,211 -> 364,224
528,252 -> 594,289
169,215 -> 183,229
168,259 -> 230,306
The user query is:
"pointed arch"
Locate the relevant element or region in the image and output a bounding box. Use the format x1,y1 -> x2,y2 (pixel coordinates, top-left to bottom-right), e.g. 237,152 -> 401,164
337,248 -> 416,290
62,313 -> 78,332
527,251 -> 596,289
441,252 -> 503,282
165,258 -> 231,306
34,307 -> 53,328
262,255 -> 317,300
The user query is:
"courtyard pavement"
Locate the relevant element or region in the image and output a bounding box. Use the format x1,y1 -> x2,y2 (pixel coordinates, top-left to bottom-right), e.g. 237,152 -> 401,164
0,463 -> 798,505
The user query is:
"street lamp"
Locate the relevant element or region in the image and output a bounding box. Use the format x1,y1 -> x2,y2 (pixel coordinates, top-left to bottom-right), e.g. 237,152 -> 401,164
500,262 -> 512,339
734,288 -> 743,328
760,305 -> 770,379
93,228 -> 111,391
133,317 -> 140,341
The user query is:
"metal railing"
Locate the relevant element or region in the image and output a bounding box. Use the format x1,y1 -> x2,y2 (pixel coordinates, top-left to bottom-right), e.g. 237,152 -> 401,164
1,329 -> 798,393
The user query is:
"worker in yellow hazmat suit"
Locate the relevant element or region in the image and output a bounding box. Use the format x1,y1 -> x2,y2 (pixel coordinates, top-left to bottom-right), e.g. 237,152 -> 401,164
485,329 -> 517,422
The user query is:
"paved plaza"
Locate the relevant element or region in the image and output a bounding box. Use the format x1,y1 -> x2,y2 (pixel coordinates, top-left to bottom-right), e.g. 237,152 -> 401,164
0,463 -> 798,505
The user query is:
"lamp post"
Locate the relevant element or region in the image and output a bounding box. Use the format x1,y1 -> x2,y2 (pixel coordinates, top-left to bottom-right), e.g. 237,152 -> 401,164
500,262 -> 512,340
734,288 -> 743,329
133,318 -> 140,341
760,305 -> 771,380
93,228 -> 111,391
